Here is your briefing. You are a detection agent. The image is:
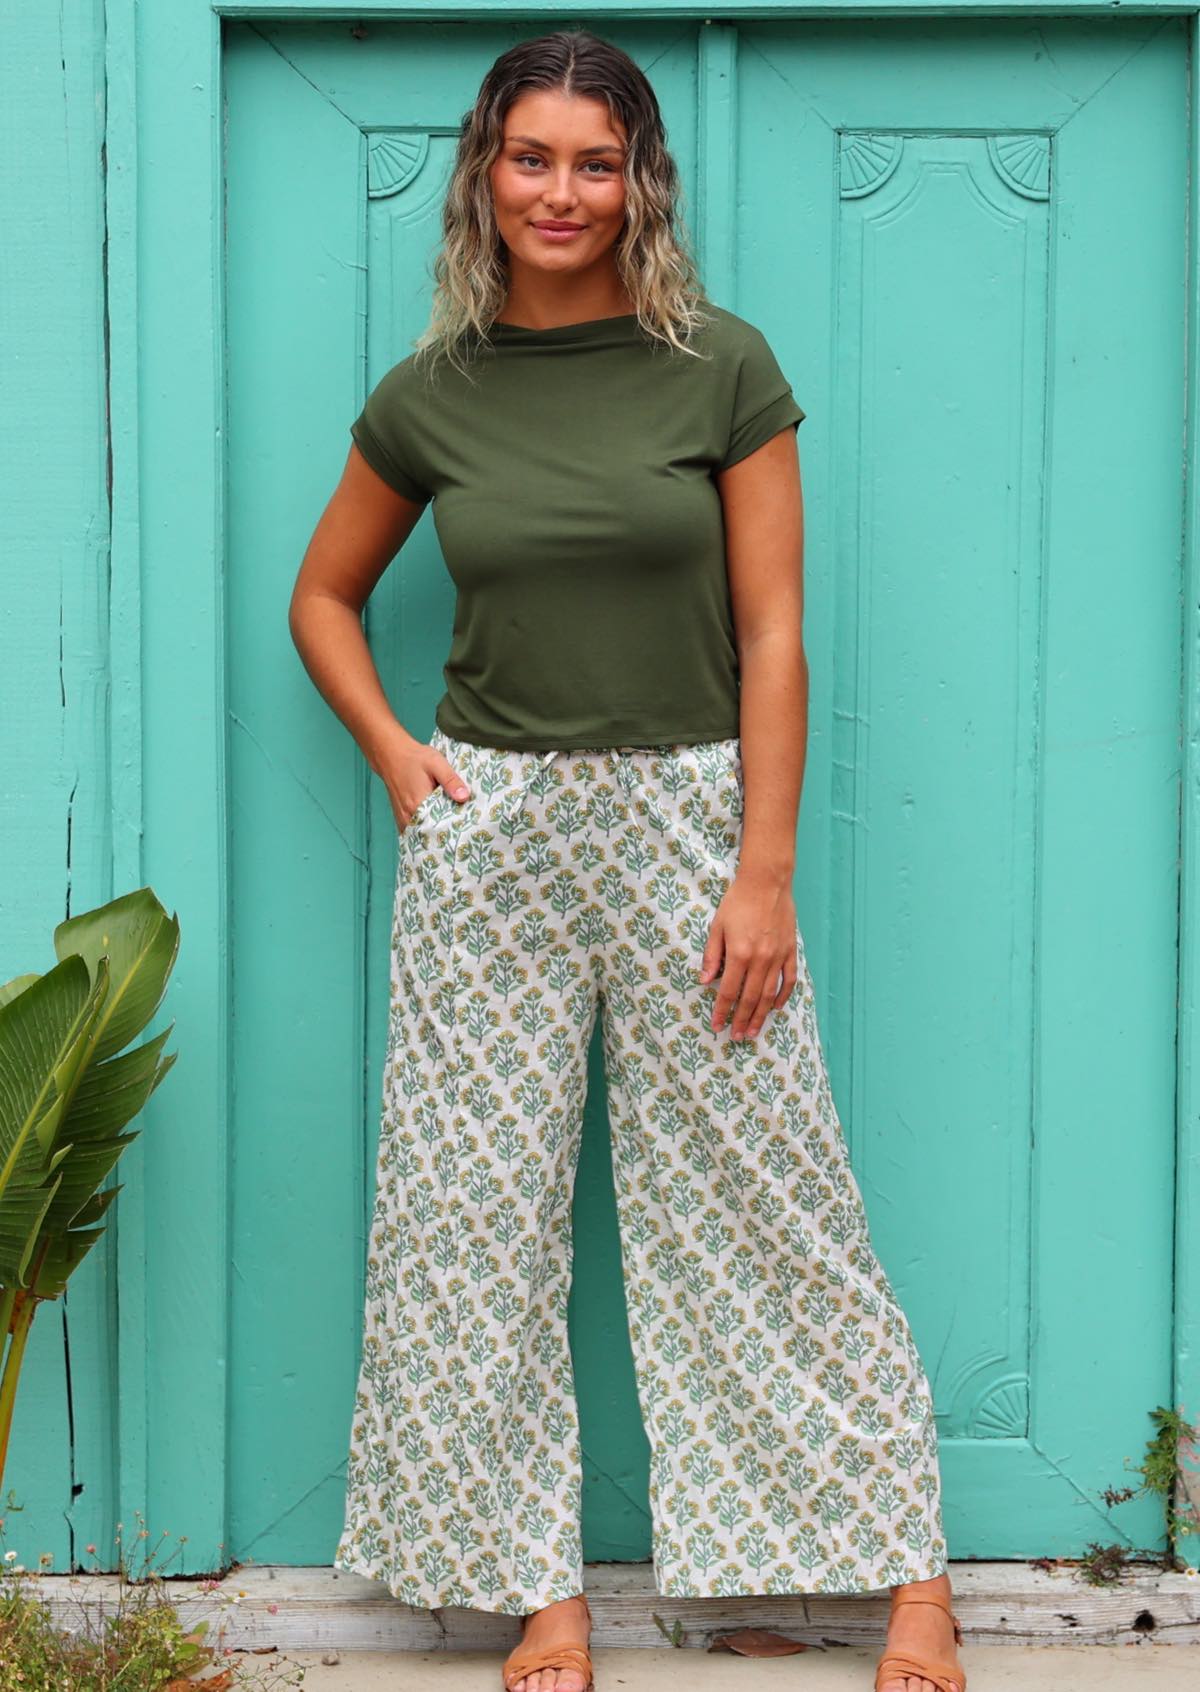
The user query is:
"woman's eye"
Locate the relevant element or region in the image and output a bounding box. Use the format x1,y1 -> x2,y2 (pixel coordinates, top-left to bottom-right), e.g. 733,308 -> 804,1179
513,154 -> 615,174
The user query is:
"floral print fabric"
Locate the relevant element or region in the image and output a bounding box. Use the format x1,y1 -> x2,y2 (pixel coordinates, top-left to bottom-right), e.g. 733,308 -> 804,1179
334,727 -> 949,1614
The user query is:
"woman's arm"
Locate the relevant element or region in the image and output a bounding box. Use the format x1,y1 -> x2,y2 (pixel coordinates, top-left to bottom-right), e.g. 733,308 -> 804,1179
702,426 -> 807,1040
288,445 -> 472,829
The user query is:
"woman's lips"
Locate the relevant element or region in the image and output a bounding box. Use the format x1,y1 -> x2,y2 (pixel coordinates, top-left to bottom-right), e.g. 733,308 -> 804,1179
531,223 -> 585,241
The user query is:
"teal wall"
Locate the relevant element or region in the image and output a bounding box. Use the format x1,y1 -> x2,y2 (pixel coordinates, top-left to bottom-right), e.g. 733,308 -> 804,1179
2,0 -> 115,1566
4,0 -> 1199,1586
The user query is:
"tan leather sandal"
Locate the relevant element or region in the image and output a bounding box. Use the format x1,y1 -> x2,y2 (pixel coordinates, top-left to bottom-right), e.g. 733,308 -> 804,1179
873,1585 -> 966,1692
501,1592 -> 595,1692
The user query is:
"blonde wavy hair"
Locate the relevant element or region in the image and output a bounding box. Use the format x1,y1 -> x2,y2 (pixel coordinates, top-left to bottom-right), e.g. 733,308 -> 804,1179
411,28 -> 716,379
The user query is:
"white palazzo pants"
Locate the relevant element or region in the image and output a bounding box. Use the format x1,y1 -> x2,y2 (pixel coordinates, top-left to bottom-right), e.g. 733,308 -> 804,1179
334,727 -> 949,1614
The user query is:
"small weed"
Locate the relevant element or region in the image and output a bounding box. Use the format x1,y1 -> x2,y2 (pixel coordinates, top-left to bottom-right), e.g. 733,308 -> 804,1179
0,1499 -> 306,1690
1076,1541 -> 1131,1587
651,1609 -> 686,1646
1101,1404 -> 1200,1572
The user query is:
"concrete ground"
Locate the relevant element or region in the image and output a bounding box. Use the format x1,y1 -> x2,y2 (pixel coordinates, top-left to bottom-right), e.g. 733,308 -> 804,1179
238,1641 -> 1195,1689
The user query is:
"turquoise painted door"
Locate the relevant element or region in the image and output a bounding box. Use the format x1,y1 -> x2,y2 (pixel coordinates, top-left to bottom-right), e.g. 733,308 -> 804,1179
224,16 -> 1186,1572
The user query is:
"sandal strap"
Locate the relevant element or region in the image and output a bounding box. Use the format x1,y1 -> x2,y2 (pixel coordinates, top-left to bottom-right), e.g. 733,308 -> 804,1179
502,1642 -> 593,1688
875,1649 -> 966,1692
888,1591 -> 964,1644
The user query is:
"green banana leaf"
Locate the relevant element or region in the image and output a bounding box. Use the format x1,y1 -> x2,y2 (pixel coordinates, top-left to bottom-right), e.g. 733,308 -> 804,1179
0,954 -> 109,1289
0,976 -> 40,1012
54,888 -> 180,1066
0,888 -> 179,1300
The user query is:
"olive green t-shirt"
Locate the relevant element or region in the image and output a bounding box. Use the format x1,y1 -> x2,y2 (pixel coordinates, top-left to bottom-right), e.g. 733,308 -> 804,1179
350,303 -> 805,750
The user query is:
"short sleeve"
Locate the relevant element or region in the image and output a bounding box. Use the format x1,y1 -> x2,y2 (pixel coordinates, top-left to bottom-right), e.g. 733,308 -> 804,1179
349,358 -> 433,505
719,324 -> 806,471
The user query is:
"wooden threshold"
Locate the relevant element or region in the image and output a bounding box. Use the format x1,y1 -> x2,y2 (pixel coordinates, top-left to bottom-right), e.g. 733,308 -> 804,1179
10,1560 -> 1200,1651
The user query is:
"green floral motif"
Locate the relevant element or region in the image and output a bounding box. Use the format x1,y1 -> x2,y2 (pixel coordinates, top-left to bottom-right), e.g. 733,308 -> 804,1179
334,728 -> 949,1615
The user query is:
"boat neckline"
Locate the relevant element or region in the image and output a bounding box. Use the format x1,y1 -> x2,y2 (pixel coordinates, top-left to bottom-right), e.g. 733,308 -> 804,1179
486,312 -> 643,342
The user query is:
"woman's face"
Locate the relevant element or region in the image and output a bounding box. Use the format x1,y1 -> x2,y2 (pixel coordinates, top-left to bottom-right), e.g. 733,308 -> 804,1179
489,88 -> 628,279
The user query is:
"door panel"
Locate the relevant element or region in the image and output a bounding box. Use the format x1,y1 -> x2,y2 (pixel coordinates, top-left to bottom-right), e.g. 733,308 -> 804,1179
224,15 -> 1185,1569
733,18 -> 1184,1555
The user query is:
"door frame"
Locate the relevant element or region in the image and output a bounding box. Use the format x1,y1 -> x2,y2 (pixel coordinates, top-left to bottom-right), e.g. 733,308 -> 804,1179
102,0 -> 1200,1574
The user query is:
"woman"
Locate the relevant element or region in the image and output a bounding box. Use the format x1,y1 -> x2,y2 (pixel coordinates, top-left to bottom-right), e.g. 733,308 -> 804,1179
290,28 -> 966,1692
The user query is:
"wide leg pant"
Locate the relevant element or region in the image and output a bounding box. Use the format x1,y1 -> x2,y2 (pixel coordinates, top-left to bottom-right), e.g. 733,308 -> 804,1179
333,727 -> 949,1614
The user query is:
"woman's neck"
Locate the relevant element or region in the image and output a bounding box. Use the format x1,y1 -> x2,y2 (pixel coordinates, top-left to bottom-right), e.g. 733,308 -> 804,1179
494,270 -> 634,331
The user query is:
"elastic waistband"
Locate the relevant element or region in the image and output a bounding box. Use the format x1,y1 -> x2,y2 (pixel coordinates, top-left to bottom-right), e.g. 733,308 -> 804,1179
429,726 -> 737,762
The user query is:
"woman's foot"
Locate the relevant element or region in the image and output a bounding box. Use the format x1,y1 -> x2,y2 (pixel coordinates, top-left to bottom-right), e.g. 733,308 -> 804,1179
503,1593 -> 592,1692
876,1574 -> 965,1692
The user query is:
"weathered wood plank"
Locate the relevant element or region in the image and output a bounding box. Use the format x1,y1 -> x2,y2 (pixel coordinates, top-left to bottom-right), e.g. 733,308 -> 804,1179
12,1561 -> 1200,1651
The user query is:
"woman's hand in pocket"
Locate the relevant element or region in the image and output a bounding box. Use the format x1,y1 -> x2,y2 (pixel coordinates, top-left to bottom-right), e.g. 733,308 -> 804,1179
377,733 -> 472,834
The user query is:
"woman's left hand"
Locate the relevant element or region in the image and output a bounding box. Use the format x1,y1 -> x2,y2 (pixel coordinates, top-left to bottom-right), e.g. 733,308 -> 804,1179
698,870 -> 799,1040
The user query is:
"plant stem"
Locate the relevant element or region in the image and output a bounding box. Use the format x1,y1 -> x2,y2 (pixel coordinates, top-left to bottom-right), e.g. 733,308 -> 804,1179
0,1241 -> 50,1495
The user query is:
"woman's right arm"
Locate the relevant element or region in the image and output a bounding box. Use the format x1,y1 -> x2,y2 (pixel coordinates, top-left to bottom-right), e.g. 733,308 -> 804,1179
288,444 -> 471,829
